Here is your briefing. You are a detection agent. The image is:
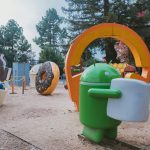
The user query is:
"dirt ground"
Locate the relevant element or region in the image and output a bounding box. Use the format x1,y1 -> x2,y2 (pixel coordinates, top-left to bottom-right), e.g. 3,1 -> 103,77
0,82 -> 149,150
0,129 -> 40,150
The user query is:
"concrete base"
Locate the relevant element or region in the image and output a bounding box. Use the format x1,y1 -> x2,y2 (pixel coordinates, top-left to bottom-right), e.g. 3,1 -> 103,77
0,89 -> 7,106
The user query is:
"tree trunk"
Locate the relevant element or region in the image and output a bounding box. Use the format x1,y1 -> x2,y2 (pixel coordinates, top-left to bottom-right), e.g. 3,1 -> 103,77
103,0 -> 110,20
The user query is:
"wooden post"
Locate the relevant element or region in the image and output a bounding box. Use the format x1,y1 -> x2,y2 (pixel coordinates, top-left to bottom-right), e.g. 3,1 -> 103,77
23,76 -> 28,90
22,77 -> 25,94
24,77 -> 27,90
10,78 -> 16,94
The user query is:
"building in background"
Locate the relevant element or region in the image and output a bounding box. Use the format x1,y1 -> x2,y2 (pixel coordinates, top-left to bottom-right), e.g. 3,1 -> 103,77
13,63 -> 30,86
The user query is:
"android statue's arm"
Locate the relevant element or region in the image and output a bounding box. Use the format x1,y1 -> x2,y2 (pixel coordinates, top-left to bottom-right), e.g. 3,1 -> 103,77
88,88 -> 121,99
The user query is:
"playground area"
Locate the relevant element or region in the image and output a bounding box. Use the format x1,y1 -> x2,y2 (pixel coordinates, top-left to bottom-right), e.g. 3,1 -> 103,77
0,82 -> 149,150
1,0 -> 150,149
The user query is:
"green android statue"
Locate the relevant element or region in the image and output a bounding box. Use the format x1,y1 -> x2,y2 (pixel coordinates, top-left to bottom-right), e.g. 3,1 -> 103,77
79,63 -> 122,143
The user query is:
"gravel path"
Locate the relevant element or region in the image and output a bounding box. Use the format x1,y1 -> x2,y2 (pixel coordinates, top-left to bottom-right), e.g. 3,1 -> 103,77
0,83 -> 149,150
0,129 -> 40,150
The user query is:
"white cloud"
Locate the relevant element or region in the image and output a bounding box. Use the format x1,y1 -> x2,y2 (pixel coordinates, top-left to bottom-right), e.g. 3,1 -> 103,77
0,0 -> 66,59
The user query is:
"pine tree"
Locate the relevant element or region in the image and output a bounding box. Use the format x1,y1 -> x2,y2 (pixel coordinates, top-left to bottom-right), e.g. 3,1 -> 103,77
62,0 -> 150,64
34,8 -> 67,72
39,46 -> 64,73
0,19 -> 34,67
34,8 -> 67,50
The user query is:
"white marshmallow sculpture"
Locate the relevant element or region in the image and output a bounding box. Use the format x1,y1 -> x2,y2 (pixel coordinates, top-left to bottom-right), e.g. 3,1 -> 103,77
107,78 -> 150,122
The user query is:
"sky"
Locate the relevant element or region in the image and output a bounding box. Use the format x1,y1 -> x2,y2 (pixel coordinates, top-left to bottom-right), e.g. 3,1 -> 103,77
0,0 -> 66,59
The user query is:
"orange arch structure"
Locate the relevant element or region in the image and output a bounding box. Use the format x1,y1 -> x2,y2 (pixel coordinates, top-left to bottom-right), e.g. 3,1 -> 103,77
65,23 -> 150,110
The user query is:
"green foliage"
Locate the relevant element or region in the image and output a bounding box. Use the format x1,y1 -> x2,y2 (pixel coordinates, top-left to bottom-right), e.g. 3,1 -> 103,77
34,8 -> 68,50
0,19 -> 35,67
63,0 -> 150,36
62,0 -> 150,65
34,8 -> 68,72
39,46 -> 64,74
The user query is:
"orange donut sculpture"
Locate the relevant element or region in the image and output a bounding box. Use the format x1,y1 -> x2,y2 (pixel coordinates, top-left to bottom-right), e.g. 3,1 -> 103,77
36,61 -> 60,95
65,23 -> 150,110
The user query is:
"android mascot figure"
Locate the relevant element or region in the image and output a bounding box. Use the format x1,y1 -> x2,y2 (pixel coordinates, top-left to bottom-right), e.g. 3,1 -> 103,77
80,63 -> 122,143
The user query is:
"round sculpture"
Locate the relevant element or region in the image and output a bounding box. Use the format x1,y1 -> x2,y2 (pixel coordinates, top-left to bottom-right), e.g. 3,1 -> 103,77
35,61 -> 60,95
30,64 -> 42,88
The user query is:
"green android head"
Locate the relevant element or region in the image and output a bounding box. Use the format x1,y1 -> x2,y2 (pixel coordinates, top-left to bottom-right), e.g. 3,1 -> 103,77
80,63 -> 121,83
